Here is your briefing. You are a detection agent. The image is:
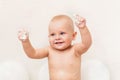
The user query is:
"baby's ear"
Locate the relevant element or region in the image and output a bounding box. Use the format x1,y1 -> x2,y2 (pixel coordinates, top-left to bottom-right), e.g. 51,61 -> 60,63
72,32 -> 77,40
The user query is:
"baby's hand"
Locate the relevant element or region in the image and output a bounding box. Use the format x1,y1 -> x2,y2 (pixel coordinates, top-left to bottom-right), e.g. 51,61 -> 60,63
18,28 -> 29,42
74,14 -> 86,28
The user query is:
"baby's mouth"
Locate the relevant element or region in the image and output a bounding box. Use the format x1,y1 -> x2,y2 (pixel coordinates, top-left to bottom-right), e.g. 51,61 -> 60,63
54,41 -> 64,44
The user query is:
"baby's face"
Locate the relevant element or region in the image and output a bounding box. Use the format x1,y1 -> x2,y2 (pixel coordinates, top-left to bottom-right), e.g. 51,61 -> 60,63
48,18 -> 76,50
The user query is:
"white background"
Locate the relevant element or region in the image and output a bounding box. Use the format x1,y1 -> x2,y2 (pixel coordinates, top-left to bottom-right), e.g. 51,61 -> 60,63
0,0 -> 120,80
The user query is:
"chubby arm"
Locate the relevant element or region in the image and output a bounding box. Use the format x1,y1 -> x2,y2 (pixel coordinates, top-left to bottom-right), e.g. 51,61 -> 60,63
74,15 -> 92,54
18,29 -> 48,59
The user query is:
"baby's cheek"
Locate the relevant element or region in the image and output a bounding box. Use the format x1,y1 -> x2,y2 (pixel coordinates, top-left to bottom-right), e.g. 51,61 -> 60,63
49,40 -> 54,45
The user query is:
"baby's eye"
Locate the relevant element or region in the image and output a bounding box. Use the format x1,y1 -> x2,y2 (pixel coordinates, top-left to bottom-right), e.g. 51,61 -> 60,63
50,33 -> 55,36
60,32 -> 65,35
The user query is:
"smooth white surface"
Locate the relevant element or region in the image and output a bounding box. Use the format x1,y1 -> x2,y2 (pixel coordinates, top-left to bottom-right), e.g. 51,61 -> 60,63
0,61 -> 29,80
38,62 -> 49,80
81,60 -> 110,80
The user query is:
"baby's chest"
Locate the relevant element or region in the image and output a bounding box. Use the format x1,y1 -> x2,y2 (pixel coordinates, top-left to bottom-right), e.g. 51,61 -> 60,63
49,52 -> 80,67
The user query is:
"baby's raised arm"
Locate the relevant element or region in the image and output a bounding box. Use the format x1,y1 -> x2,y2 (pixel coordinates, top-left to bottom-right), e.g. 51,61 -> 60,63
74,15 -> 92,54
18,28 -> 48,59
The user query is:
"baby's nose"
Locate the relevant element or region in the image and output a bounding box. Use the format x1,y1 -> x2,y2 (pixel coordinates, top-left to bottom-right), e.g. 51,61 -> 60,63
55,35 -> 61,40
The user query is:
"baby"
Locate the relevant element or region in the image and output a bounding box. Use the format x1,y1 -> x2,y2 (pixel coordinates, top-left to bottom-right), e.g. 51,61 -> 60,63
18,14 -> 92,80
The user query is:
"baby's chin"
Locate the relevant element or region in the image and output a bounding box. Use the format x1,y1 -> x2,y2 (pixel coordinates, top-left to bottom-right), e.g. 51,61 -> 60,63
52,45 -> 72,51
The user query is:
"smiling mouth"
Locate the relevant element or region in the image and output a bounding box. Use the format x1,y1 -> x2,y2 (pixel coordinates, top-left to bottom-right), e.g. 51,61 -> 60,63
54,42 -> 64,44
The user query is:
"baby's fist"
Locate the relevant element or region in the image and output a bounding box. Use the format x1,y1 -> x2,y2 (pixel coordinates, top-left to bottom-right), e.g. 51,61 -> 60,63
74,14 -> 86,28
18,28 -> 29,42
